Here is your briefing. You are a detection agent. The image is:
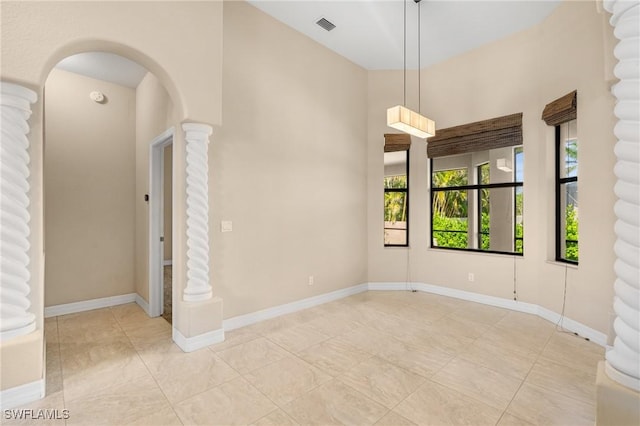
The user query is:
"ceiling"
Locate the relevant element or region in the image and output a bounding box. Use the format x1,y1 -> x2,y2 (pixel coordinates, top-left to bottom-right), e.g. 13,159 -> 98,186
54,0 -> 560,86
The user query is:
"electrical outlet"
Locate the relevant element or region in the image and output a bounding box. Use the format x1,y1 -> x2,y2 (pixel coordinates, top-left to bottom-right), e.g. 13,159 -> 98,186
308,276 -> 314,286
221,221 -> 233,232
468,273 -> 475,282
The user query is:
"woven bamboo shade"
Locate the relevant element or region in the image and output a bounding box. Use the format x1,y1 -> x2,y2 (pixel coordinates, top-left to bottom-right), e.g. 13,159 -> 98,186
542,90 -> 577,126
384,133 -> 411,152
426,113 -> 523,158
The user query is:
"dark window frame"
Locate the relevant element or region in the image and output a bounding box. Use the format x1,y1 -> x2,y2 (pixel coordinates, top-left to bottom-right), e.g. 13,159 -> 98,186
555,124 -> 579,264
384,149 -> 410,247
429,149 -> 524,256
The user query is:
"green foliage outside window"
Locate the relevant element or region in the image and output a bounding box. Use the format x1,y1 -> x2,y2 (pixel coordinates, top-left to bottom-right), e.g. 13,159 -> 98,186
565,204 -> 579,261
384,176 -> 407,222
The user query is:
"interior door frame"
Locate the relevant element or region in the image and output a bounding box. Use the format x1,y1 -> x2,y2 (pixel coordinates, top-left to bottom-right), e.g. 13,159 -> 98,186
149,127 -> 174,318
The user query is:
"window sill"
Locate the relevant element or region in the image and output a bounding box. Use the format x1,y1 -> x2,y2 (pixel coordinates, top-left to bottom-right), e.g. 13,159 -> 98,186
546,260 -> 579,270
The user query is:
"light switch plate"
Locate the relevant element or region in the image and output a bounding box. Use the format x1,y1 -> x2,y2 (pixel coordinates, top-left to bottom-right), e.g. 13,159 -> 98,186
221,221 -> 233,232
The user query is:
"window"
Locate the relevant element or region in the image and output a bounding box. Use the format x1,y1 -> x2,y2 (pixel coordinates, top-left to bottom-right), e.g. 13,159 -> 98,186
542,90 -> 577,263
430,146 -> 524,254
384,149 -> 409,246
427,112 -> 524,255
556,119 -> 578,263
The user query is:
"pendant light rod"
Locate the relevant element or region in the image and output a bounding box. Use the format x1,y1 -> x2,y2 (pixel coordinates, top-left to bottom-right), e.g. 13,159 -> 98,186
403,0 -> 407,107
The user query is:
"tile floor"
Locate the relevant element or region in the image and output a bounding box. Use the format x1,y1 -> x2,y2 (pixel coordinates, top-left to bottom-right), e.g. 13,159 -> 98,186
10,291 -> 603,425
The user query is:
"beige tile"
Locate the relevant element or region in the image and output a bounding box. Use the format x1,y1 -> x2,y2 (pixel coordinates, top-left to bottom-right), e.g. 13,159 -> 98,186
375,411 -> 417,426
305,311 -> 362,337
57,308 -> 124,343
482,325 -> 550,357
245,356 -> 331,406
376,337 -> 452,378
217,336 -> 289,374
395,380 -> 503,426
431,314 -> 491,339
496,413 -> 535,426
282,379 -> 388,425
141,344 -> 239,404
495,311 -> 556,335
60,337 -> 151,402
65,374 -> 170,425
395,325 -> 475,356
507,383 -> 595,426
110,302 -> 157,331
2,392 -> 66,426
209,327 -> 260,353
44,317 -> 59,344
243,315 -> 300,336
392,303 -> 451,324
46,346 -> 64,395
124,318 -> 173,350
539,331 -> 603,375
339,356 -> 426,409
366,312 -> 430,338
253,409 -> 298,426
298,338 -> 373,376
265,323 -> 331,353
431,358 -> 523,410
174,377 -> 276,426
127,407 -> 183,425
333,326 -> 390,355
457,339 -> 538,380
526,357 -> 596,404
447,302 -> 509,325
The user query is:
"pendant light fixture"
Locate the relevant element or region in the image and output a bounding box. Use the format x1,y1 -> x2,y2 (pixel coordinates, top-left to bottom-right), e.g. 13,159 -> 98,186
387,0 -> 435,139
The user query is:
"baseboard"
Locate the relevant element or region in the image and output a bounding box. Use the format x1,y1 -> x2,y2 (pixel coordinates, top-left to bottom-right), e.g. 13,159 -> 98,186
135,294 -> 151,316
44,293 -> 137,318
163,260 -> 172,266
368,281 -> 607,347
223,283 -> 368,331
172,327 -> 224,352
0,378 -> 45,410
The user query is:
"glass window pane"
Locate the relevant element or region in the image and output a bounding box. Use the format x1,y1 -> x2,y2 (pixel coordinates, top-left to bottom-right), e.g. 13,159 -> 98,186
515,186 -> 524,254
432,190 -> 468,249
384,151 -> 407,188
514,147 -> 524,183
560,120 -> 578,179
561,181 -> 579,261
385,192 -> 407,245
433,168 -> 468,188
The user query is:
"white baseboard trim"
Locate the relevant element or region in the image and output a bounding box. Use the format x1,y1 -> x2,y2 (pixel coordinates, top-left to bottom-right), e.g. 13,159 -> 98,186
0,378 -> 45,410
172,327 -> 224,352
368,281 -> 607,347
223,283 -> 368,331
163,260 -> 172,266
44,293 -> 137,318
135,294 -> 151,316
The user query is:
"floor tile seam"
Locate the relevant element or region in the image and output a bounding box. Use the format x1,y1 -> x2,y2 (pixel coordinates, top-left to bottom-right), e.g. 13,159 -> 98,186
533,352 -> 599,379
500,329 -> 557,420
207,333 -> 262,354
264,331 -> 334,357
315,378 -> 392,423
521,375 -> 597,407
454,348 -> 534,382
415,376 -> 507,415
53,316 -> 69,415
427,364 -> 523,413
365,353 -> 436,383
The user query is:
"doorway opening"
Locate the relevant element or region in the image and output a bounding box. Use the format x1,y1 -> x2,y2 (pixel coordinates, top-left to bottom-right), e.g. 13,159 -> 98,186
149,129 -> 174,320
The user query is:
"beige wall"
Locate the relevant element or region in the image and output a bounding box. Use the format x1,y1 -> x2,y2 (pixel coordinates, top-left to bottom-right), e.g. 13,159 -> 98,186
367,1 -> 617,334
216,1 -> 368,318
44,69 -> 136,306
135,72 -> 175,302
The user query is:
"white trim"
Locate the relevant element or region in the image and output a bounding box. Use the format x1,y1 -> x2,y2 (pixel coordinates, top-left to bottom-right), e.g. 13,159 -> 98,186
44,293 -> 136,318
135,294 -> 151,316
149,127 -> 174,318
172,327 -> 224,352
163,260 -> 173,266
221,281 -> 607,348
223,284 -> 368,331
0,379 -> 45,410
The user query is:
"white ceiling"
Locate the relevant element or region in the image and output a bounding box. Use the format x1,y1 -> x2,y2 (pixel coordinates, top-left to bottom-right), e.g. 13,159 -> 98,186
54,1 -> 561,86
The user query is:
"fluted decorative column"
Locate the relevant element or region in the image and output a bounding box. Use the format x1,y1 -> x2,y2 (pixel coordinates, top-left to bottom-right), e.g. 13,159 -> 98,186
182,123 -> 213,302
0,82 -> 37,341
604,0 -> 640,392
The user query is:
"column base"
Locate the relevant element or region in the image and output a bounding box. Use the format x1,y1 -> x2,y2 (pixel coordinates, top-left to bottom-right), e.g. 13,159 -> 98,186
596,361 -> 640,426
0,331 -> 45,409
173,296 -> 224,352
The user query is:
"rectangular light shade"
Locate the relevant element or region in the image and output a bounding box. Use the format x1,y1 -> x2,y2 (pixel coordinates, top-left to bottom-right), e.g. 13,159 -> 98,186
387,105 -> 435,139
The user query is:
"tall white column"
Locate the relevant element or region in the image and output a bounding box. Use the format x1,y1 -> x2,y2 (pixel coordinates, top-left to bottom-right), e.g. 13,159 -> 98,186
0,82 -> 37,341
182,123 -> 213,302
604,0 -> 640,392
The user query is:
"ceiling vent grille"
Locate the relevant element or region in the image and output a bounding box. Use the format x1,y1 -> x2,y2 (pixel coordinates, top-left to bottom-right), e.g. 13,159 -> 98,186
316,17 -> 336,32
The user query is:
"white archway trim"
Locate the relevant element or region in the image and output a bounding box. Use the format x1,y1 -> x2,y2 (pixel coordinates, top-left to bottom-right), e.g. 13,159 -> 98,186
604,0 -> 640,392
182,123 -> 213,302
0,82 -> 37,342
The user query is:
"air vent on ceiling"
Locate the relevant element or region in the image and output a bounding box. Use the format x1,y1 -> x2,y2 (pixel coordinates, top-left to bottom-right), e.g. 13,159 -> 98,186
316,17 -> 336,32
